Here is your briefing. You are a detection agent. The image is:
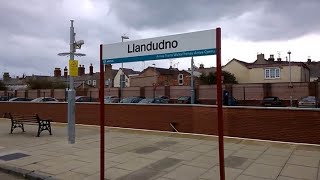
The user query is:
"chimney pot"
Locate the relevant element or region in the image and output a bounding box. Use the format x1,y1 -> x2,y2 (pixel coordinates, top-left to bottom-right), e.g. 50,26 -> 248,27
89,63 -> 94,75
54,68 -> 61,77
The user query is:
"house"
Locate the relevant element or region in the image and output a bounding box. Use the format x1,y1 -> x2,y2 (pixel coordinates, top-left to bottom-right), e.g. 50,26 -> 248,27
53,64 -> 118,88
2,73 -> 27,90
113,68 -> 140,87
130,66 -> 194,87
195,64 -> 216,75
223,54 -> 310,83
305,58 -> 320,82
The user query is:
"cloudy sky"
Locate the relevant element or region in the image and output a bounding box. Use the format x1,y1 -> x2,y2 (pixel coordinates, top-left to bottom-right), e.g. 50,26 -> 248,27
1,0 -> 320,77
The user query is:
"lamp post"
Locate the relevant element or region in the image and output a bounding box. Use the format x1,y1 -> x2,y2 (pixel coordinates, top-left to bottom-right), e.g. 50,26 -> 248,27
58,20 -> 85,144
288,51 -> 293,107
120,35 -> 129,100
152,63 -> 156,98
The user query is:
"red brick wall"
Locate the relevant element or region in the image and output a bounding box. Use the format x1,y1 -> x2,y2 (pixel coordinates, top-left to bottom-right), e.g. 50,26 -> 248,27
1,102 -> 320,145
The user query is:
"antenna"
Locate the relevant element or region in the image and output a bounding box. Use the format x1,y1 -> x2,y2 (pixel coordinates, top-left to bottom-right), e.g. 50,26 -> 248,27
277,51 -> 281,58
170,59 -> 173,67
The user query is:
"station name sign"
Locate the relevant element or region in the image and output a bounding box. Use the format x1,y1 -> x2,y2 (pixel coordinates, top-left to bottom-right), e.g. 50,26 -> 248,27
102,29 -> 216,64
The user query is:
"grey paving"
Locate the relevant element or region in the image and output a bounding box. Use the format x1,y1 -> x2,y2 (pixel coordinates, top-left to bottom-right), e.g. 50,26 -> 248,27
0,118 -> 319,180
0,171 -> 25,180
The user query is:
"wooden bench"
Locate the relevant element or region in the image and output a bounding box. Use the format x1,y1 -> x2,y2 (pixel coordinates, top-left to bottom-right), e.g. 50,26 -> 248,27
4,113 -> 52,137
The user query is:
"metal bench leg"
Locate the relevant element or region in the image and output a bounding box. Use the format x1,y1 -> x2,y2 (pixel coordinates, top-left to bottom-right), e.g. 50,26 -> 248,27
37,123 -> 41,137
48,121 -> 52,135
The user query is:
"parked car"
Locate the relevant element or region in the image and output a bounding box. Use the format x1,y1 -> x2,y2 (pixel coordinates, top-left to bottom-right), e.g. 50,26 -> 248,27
8,97 -> 32,102
176,96 -> 191,104
31,97 -> 59,102
75,96 -> 96,102
261,96 -> 283,107
139,98 -> 168,104
120,96 -> 144,103
104,96 -> 120,103
0,96 -> 10,101
158,96 -> 169,103
298,96 -> 319,108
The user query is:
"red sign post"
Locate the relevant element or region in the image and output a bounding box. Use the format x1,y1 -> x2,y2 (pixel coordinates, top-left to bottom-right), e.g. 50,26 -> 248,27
99,28 -> 224,180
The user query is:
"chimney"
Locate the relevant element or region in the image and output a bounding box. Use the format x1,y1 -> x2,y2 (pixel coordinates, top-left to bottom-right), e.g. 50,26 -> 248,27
89,63 -> 93,75
78,65 -> 85,76
257,53 -> 265,61
105,64 -> 112,81
199,64 -> 204,69
78,64 -> 82,76
64,66 -> 68,78
3,72 -> 10,81
268,54 -> 275,61
54,68 -> 61,77
277,57 -> 282,61
307,57 -> 312,63
82,65 -> 85,76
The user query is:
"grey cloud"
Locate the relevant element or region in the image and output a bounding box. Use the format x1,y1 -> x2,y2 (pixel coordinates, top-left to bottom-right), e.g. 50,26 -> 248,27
110,0 -> 320,41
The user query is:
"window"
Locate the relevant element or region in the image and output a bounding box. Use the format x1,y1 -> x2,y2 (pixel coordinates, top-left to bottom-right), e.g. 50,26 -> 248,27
92,80 -> 96,86
87,80 -> 91,85
265,68 -> 280,79
178,74 -> 184,85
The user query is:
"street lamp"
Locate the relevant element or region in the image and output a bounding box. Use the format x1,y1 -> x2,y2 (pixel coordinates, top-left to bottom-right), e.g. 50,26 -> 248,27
287,51 -> 293,107
120,35 -> 129,100
58,20 -> 86,144
152,63 -> 156,98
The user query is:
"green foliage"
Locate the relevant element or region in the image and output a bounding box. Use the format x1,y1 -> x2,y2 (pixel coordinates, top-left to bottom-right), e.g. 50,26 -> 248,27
27,78 -> 67,89
200,71 -> 237,85
0,81 -> 7,90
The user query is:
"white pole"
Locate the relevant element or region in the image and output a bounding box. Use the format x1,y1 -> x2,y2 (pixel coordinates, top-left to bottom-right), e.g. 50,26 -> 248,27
191,57 -> 195,104
288,51 -> 292,107
68,20 -> 76,144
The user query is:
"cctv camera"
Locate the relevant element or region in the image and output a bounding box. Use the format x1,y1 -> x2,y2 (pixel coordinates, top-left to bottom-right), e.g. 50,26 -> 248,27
76,40 -> 84,46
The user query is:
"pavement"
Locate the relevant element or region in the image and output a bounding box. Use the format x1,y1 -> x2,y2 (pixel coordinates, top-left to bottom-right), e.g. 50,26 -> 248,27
0,118 -> 319,180
0,171 -> 25,180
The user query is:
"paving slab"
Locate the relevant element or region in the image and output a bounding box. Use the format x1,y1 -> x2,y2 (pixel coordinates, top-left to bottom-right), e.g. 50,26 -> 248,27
287,155 -> 320,167
200,166 -> 243,180
164,164 -> 208,180
243,163 -> 282,179
280,164 -> 318,180
232,149 -> 264,160
255,154 -> 289,167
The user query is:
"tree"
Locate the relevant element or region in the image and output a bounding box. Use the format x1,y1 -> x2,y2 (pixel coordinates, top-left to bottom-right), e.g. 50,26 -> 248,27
26,78 -> 67,89
200,71 -> 237,85
0,81 -> 7,90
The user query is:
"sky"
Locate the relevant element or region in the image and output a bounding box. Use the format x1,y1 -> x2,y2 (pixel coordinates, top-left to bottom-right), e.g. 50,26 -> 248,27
1,0 -> 320,77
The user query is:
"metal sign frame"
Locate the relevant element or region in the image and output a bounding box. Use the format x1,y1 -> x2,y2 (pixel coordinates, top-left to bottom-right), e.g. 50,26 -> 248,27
99,28 -> 224,180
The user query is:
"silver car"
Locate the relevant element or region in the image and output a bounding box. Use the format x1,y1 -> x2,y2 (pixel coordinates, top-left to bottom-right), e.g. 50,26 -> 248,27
31,97 -> 59,103
298,96 -> 319,108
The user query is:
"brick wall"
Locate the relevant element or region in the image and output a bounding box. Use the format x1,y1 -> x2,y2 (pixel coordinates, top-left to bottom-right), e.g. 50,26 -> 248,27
1,102 -> 319,144
28,90 -> 38,99
39,89 -> 51,97
16,90 -> 25,97
170,86 -> 191,99
272,83 -> 309,100
122,87 -> 140,98
54,89 -> 66,100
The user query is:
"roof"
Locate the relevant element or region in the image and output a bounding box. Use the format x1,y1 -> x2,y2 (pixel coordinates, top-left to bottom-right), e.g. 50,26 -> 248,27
122,68 -> 140,76
226,58 -> 310,70
139,67 -> 181,76
196,67 -> 216,75
306,61 -> 320,78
